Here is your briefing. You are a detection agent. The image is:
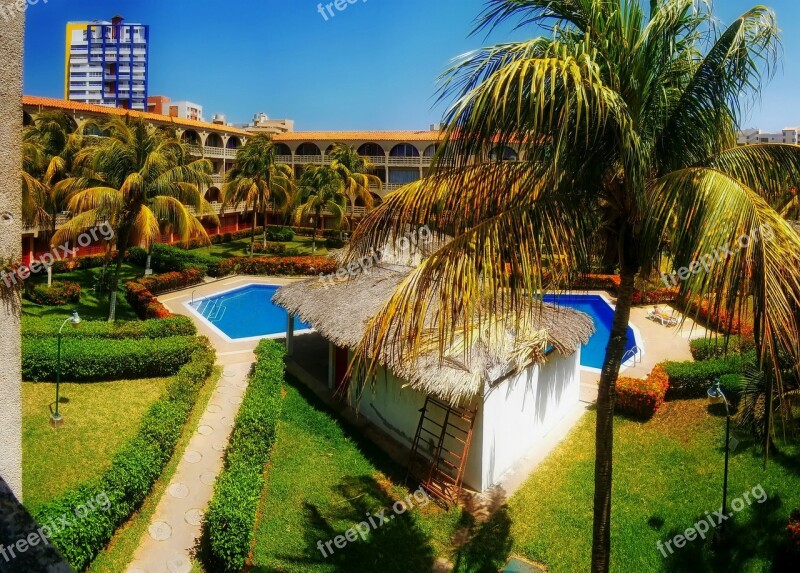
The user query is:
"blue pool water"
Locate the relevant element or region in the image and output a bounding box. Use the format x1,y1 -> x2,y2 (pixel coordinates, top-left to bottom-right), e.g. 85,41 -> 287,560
542,294 -> 637,369
189,284 -> 310,340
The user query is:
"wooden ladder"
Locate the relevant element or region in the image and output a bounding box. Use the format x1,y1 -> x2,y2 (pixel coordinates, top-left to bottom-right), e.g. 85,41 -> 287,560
406,396 -> 477,504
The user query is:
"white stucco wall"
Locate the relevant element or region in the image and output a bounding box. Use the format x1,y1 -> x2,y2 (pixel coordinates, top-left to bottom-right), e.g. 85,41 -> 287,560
479,348 -> 582,489
343,346 -> 581,493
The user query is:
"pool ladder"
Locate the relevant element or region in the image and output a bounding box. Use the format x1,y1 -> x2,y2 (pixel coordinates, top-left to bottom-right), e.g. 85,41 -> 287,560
622,345 -> 643,366
199,299 -> 227,323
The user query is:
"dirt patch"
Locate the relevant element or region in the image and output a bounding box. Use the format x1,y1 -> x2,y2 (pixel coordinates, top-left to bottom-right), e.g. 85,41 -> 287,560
648,399 -> 713,442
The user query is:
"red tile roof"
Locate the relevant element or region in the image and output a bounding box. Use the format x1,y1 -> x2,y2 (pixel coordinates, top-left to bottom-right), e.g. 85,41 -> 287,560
23,95 -> 249,136
273,130 -> 444,143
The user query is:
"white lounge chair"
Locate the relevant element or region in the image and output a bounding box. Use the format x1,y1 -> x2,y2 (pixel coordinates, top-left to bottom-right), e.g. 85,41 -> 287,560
647,307 -> 679,327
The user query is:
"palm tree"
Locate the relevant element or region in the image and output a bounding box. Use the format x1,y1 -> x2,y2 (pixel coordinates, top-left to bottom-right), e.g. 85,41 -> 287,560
222,134 -> 294,255
326,143 -> 381,232
342,2 -> 800,571
54,116 -> 217,321
293,165 -> 347,253
21,111 -> 80,233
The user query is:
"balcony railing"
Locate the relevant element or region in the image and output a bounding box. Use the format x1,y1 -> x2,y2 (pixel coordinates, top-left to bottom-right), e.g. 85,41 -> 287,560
276,155 -> 292,164
295,155 -> 324,164
388,156 -> 422,166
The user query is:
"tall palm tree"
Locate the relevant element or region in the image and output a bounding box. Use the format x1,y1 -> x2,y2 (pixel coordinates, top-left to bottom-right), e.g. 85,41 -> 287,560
293,164 -> 347,253
21,111 -> 80,232
326,143 -> 381,232
342,2 -> 800,570
54,116 -> 216,321
222,134 -> 294,255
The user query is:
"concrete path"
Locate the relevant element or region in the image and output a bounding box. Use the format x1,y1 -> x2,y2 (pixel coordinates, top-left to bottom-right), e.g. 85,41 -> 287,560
125,360 -> 252,573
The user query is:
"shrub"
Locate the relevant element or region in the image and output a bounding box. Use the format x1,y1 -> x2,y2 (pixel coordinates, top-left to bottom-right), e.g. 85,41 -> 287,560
202,340 -> 285,573
206,256 -> 337,278
679,296 -> 754,337
33,340 -> 215,571
252,241 -> 287,255
22,336 -> 197,382
129,244 -> 214,274
788,509 -> 800,555
325,237 -> 346,249
264,225 -> 295,242
22,315 -> 196,339
689,336 -> 755,361
663,352 -> 756,398
616,365 -> 669,419
24,281 -> 81,306
125,269 -> 204,319
49,253 -> 116,274
719,373 -> 747,406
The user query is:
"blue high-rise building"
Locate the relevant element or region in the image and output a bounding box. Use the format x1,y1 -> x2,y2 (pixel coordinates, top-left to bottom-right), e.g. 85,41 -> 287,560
65,15 -> 149,111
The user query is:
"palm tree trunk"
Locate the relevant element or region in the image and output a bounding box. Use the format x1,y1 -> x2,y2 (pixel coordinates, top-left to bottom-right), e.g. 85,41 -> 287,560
107,233 -> 129,322
249,211 -> 257,257
591,269 -> 636,572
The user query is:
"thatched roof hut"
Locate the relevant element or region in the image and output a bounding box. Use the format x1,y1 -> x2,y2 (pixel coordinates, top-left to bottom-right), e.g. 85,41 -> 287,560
273,262 -> 594,405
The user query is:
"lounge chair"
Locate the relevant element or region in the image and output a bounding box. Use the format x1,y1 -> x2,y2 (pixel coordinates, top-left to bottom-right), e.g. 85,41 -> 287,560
647,307 -> 679,327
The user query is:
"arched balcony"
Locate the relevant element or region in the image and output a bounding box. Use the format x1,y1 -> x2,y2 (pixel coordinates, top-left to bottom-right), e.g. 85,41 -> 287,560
295,142 -> 323,164
389,143 -> 421,166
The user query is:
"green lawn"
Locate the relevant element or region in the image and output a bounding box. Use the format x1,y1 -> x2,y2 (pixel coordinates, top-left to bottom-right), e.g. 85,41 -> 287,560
22,263 -> 143,322
22,377 -> 168,510
508,400 -> 800,572
249,379 -> 800,572
250,377 -> 468,573
187,235 -> 329,259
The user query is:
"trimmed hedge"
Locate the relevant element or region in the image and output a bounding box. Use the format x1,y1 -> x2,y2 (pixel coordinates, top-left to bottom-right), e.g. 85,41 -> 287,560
719,373 -> 747,406
202,340 -> 285,573
22,315 -> 196,340
616,365 -> 669,419
689,336 -> 755,361
22,336 -> 197,382
24,281 -> 81,306
128,244 -> 215,274
264,226 -> 295,242
663,352 -> 756,398
125,269 -> 204,319
207,255 -> 338,278
32,340 -> 216,571
252,241 -> 287,255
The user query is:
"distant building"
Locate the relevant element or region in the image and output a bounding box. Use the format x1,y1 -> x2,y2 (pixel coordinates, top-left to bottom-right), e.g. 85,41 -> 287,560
65,15 -> 149,111
147,95 -> 170,114
168,101 -> 204,122
244,112 -> 294,136
738,127 -> 800,145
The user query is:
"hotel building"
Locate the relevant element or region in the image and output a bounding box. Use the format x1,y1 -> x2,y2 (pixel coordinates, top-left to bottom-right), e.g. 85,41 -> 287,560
65,15 -> 150,111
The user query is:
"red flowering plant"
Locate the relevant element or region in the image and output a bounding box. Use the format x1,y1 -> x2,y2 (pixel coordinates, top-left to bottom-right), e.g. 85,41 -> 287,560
788,509 -> 800,553
615,365 -> 669,419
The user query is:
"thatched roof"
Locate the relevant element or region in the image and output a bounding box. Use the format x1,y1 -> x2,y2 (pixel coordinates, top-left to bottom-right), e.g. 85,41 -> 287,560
273,263 -> 594,405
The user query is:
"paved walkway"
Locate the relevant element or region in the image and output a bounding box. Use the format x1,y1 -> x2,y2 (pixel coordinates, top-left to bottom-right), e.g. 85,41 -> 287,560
125,360 -> 251,573
124,276 -> 309,573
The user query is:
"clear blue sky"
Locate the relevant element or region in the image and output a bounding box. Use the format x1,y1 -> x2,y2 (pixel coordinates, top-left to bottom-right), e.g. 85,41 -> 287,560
22,0 -> 800,130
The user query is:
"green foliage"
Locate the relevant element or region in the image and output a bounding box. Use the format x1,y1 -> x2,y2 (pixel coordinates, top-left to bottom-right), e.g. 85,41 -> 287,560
128,244 -> 214,274
22,336 -> 197,382
252,241 -> 287,255
31,341 -> 215,571
264,225 -> 295,242
662,352 -> 757,398
22,315 -> 196,340
719,373 -> 747,406
24,281 -> 81,306
202,340 -> 285,573
325,237 -> 347,249
689,336 -> 755,361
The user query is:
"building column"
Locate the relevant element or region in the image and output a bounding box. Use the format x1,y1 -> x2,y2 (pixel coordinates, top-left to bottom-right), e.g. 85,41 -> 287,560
0,3 -> 25,500
286,314 -> 295,357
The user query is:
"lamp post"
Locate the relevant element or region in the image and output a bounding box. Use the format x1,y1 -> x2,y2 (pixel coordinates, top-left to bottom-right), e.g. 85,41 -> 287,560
707,378 -> 731,535
309,216 -> 316,254
50,310 -> 81,428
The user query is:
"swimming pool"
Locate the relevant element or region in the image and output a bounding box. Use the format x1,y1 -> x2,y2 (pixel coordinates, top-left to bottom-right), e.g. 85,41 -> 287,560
542,294 -> 641,371
186,284 -> 311,342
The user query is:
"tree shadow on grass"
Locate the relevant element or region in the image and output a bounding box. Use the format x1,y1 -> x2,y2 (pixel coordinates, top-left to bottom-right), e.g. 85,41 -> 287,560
660,492 -> 799,572
249,474 -> 437,573
451,487 -> 514,573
